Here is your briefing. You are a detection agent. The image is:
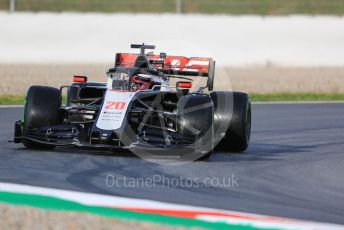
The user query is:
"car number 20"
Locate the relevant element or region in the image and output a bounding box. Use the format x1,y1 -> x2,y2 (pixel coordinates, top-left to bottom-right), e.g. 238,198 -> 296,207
105,101 -> 126,110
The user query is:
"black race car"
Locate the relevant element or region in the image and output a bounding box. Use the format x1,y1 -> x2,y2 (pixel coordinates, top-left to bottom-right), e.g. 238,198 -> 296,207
13,44 -> 251,161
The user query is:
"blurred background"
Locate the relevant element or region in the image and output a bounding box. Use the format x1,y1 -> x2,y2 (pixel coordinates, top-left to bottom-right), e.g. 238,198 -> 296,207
1,0 -> 344,14
0,0 -> 343,101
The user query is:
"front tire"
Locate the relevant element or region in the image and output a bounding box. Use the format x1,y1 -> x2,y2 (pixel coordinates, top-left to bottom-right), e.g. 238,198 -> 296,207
22,86 -> 61,149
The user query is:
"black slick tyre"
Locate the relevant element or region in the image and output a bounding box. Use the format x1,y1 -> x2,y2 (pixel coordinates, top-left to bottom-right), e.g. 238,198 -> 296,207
22,86 -> 61,149
211,91 -> 251,152
177,94 -> 214,160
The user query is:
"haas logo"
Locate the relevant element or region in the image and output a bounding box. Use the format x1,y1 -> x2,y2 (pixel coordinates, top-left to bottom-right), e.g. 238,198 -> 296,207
105,101 -> 126,110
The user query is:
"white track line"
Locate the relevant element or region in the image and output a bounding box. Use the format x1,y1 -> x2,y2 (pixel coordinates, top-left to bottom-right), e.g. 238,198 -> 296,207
0,105 -> 23,108
0,182 -> 343,230
252,101 -> 344,104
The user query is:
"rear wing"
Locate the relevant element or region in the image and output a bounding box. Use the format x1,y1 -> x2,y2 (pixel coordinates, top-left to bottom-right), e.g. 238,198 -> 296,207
115,53 -> 215,90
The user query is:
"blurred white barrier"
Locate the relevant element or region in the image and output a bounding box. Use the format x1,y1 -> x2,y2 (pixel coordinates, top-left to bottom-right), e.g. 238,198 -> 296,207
0,12 -> 343,66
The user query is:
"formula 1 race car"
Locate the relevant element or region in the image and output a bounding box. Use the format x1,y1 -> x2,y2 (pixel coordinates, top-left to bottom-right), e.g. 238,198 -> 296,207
13,44 -> 251,160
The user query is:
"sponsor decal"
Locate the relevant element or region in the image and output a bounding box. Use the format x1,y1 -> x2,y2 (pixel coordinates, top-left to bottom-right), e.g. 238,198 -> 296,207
105,101 -> 126,110
96,91 -> 135,130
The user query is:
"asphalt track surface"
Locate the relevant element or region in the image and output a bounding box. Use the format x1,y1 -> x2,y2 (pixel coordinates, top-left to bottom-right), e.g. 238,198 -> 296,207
0,103 -> 344,224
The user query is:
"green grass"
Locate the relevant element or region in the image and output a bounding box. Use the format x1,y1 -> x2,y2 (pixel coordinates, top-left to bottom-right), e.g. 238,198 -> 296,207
0,93 -> 343,105
249,93 -> 344,102
0,0 -> 344,15
0,96 -> 67,105
0,96 -> 25,105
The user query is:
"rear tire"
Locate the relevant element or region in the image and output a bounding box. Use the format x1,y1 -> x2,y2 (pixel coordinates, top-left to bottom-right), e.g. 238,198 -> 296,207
22,86 -> 61,149
211,91 -> 251,152
177,94 -> 214,160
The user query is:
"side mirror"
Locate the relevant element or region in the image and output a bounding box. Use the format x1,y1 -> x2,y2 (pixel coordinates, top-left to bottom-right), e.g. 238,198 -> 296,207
73,75 -> 87,83
160,52 -> 167,59
176,81 -> 191,96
